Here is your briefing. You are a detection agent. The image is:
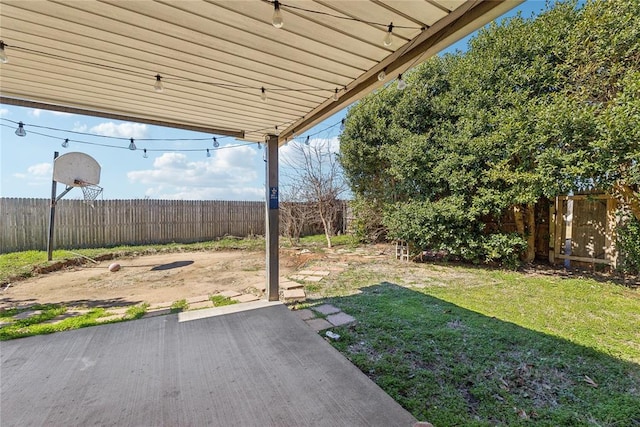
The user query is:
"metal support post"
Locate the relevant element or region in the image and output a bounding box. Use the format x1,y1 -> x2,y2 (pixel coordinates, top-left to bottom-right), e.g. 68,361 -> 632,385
265,135 -> 280,301
47,151 -> 59,261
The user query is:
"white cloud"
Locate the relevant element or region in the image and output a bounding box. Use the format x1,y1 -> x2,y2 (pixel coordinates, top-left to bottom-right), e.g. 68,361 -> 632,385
127,146 -> 262,200
28,163 -> 54,176
30,109 -> 42,117
70,121 -> 149,138
90,122 -> 149,138
13,162 -> 53,185
72,122 -> 88,132
0,108 -> 9,117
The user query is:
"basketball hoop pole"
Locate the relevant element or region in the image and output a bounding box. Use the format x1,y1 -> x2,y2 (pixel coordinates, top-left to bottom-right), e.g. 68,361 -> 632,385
47,152 -> 59,261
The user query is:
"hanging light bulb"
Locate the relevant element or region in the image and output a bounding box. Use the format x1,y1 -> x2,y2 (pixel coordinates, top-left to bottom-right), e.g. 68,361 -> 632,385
272,0 -> 284,28
207,148 -> 211,158
383,23 -> 394,47
260,87 -> 267,102
128,138 -> 136,150
154,74 -> 164,92
304,135 -> 310,145
15,121 -> 26,137
62,138 -> 69,148
0,40 -> 8,64
397,74 -> 407,90
213,137 -> 220,148
341,118 -> 346,131
274,125 -> 280,136
378,69 -> 387,81
143,148 -> 149,158
257,142 -> 262,150
332,88 -> 339,102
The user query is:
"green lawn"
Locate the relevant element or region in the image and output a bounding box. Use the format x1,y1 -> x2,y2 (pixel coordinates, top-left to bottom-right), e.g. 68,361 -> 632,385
316,261 -> 640,426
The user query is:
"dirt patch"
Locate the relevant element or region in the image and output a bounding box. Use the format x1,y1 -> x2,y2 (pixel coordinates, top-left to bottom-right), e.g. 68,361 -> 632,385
0,250 -> 297,310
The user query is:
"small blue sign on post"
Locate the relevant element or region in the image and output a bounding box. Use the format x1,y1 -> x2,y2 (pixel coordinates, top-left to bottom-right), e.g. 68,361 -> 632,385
269,186 -> 278,209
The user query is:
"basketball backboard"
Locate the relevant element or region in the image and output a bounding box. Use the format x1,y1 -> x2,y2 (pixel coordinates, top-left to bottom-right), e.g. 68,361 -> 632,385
53,152 -> 101,186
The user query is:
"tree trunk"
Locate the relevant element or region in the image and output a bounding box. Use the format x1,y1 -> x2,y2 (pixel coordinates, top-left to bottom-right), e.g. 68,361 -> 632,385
513,204 -> 535,262
614,183 -> 640,221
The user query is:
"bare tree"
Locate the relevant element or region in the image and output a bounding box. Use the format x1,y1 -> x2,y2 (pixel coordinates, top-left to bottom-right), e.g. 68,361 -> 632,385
281,138 -> 347,248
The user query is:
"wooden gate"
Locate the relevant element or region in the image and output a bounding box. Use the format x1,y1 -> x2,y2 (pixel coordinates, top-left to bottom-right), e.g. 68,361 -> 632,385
550,195 -> 618,268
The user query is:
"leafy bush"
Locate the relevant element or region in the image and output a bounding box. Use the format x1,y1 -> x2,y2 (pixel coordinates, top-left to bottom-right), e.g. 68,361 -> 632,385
482,233 -> 527,270
617,215 -> 640,275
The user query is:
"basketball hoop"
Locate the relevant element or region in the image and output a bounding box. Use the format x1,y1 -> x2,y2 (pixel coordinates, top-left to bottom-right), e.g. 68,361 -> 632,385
75,179 -> 103,207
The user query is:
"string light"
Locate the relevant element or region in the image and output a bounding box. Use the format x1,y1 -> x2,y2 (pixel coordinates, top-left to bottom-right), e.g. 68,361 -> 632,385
15,121 -> 26,137
272,0 -> 284,28
383,23 -> 394,47
143,148 -> 148,158
0,40 -> 7,64
154,74 -> 164,92
206,148 -> 211,157
274,125 -> 280,136
260,87 -> 267,102
128,138 -> 136,150
341,118 -> 346,130
304,135 -> 310,145
257,142 -> 262,149
332,88 -> 339,102
377,69 -> 386,81
62,138 -> 69,148
397,74 -> 407,90
213,137 -> 220,148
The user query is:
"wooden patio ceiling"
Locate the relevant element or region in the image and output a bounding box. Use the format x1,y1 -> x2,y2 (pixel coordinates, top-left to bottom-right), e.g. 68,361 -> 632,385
0,0 -> 521,144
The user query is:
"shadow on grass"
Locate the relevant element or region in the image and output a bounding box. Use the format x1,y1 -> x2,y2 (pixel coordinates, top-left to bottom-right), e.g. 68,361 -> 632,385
325,282 -> 640,426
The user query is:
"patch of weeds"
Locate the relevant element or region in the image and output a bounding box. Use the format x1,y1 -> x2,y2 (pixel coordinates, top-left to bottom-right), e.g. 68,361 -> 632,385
125,303 -> 149,319
304,283 -> 322,293
210,295 -> 238,307
170,299 -> 189,313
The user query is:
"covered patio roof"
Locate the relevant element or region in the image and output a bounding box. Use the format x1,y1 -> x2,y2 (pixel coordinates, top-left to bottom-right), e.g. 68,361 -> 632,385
0,0 -> 521,144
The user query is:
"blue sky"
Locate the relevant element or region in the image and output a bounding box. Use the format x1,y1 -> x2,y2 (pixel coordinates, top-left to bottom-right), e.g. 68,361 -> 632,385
0,1 -> 550,201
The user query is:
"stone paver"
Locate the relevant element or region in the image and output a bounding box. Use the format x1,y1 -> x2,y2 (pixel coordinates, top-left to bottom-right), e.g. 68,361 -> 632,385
232,294 -> 260,303
187,296 -> 209,304
41,311 -> 86,325
313,304 -> 341,315
305,317 -> 333,332
280,281 -> 304,290
298,270 -> 331,276
289,275 -> 307,281
326,312 -> 356,327
282,289 -> 306,302
95,314 -> 124,323
189,301 -> 213,310
0,321 -> 12,328
142,308 -> 172,318
303,276 -> 324,282
14,310 -> 42,320
217,290 -> 242,298
293,309 -> 315,321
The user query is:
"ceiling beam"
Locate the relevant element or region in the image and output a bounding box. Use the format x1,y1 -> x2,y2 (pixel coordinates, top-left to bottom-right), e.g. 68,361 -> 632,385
280,0 -> 524,144
0,96 -> 246,139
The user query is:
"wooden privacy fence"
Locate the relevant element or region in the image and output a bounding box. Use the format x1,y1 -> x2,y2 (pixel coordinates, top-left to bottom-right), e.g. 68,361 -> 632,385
549,194 -> 619,268
0,199 -> 266,253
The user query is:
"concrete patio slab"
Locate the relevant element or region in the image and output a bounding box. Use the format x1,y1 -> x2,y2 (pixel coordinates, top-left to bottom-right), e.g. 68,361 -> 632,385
1,302 -> 416,426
